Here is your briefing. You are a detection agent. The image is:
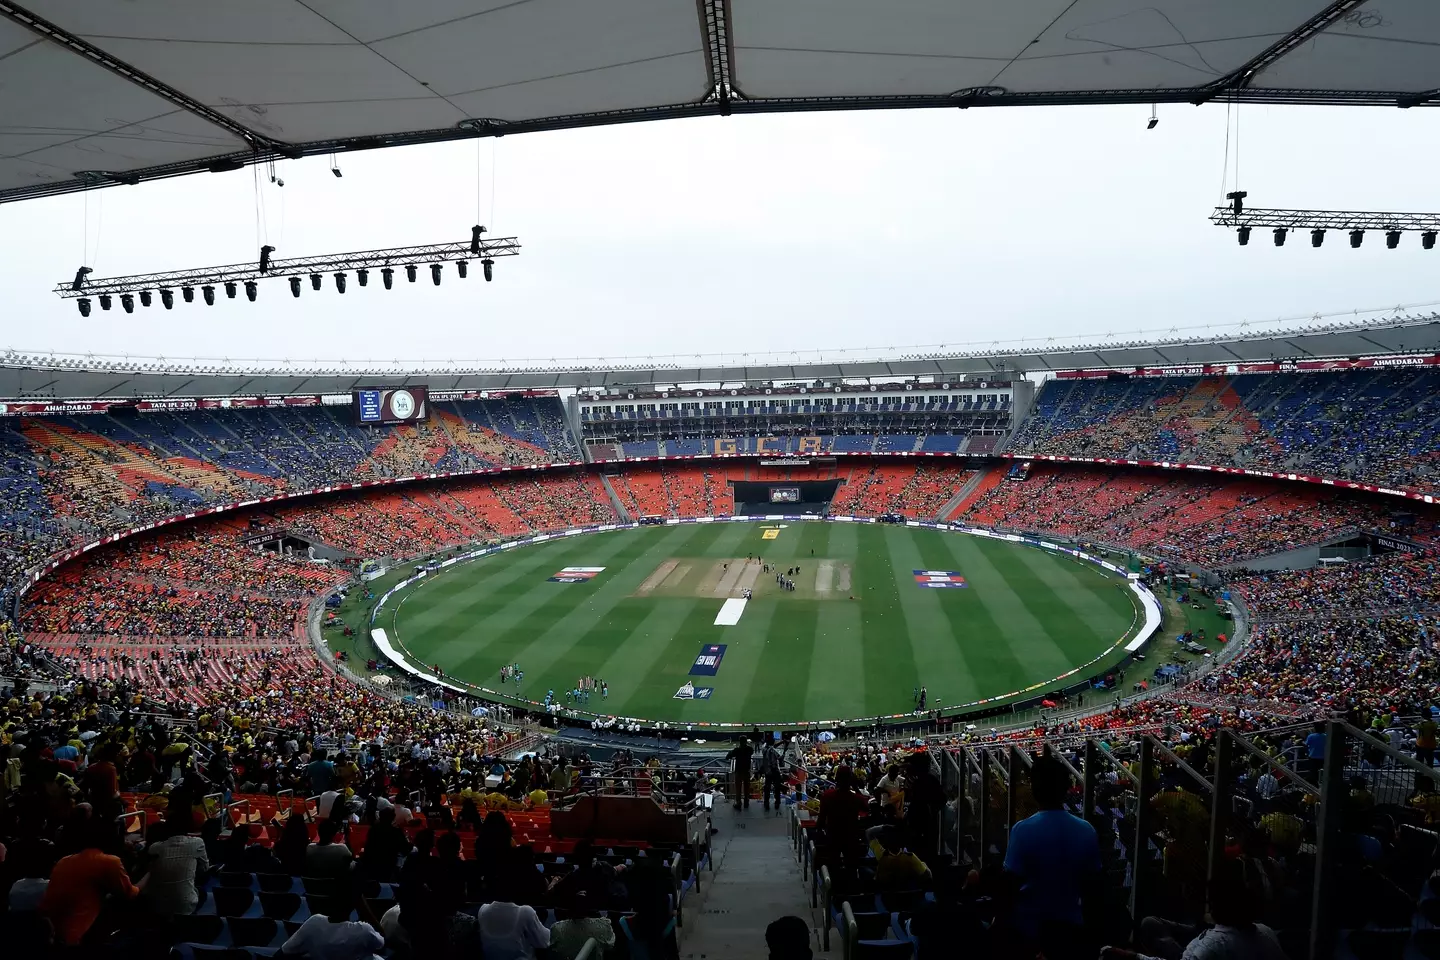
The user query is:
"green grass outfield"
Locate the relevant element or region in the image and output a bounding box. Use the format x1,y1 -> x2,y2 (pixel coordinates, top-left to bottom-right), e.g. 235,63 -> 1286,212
375,521 -> 1154,728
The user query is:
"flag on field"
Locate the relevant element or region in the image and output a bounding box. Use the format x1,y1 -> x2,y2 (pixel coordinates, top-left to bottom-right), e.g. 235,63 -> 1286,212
689,644 -> 727,676
547,566 -> 606,583
913,570 -> 967,589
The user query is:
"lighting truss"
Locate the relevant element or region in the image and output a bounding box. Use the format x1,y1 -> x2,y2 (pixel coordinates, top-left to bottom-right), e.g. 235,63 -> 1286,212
1210,206 -> 1440,236
55,235 -> 520,301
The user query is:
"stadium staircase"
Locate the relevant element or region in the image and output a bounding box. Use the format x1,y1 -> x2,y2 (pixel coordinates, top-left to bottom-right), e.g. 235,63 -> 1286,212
598,474 -> 633,522
681,803 -> 820,960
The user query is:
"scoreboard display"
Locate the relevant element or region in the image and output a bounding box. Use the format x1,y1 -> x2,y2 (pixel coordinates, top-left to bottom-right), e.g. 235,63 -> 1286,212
354,387 -> 428,425
769,487 -> 801,503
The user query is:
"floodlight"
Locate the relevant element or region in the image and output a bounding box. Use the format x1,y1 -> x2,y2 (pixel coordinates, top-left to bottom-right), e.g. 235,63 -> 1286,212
244,280 -> 257,301
482,258 -> 494,282
357,268 -> 369,287
457,260 -> 468,279
1311,229 -> 1325,247
430,263 -> 442,285
405,264 -> 417,282
1425,231 -> 1437,250
1349,229 -> 1364,248
160,289 -> 174,309
382,267 -> 394,289
310,273 -> 322,291
121,293 -> 134,313
1273,228 -> 1287,247
1386,230 -> 1401,249
99,294 -> 112,311
1236,226 -> 1250,246
202,285 -> 215,306
77,297 -> 91,317
139,290 -> 152,308
334,272 -> 347,293
182,286 -> 194,303
224,281 -> 237,299
289,276 -> 302,297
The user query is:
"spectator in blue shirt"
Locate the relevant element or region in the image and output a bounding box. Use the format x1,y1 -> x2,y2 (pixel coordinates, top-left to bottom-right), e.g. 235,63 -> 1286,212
1003,755 -> 1102,946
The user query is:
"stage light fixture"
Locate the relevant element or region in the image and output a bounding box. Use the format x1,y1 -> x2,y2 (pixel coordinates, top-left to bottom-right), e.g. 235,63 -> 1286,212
382,267 -> 394,289
1349,229 -> 1364,248
430,263 -> 442,285
259,245 -> 276,273
70,266 -> 92,291
77,297 -> 91,317
405,264 -> 417,282
224,281 -> 237,299
334,272 -> 347,294
1387,230 -> 1401,249
1426,231 -> 1437,250
357,268 -> 369,287
457,260 -> 468,279
310,273 -> 322,291
289,276 -> 302,297
138,290 -> 152,308
182,286 -> 194,303
1236,226 -> 1250,246
1147,116 -> 1158,130
1311,229 -> 1325,248
99,294 -> 112,311
121,293 -> 134,314
244,280 -> 257,302
202,285 -> 215,306
160,289 -> 174,309
1273,228 -> 1287,246
482,258 -> 494,282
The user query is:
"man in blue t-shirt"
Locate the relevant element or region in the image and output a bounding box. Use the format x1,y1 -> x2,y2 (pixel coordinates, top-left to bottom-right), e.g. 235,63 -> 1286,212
1304,722 -> 1327,778
305,749 -> 337,795
1003,755 -> 1102,942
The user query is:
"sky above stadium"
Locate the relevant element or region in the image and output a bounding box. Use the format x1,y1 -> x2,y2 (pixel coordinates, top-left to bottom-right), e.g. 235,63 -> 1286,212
4,103 -> 1440,366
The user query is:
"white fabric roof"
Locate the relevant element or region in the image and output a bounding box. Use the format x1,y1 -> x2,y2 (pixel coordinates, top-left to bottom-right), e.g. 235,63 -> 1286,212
2,1 -> 1436,202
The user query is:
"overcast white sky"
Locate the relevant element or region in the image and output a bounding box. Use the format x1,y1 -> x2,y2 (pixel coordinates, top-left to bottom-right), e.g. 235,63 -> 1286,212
3,103 -> 1439,365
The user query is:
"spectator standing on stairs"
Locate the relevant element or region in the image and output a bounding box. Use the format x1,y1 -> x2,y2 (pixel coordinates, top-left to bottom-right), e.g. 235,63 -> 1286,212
727,737 -> 754,810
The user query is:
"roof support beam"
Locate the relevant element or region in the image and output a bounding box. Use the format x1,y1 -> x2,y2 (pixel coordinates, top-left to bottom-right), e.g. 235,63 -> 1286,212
0,1 -> 289,154
1192,0 -> 1367,105
698,0 -> 736,113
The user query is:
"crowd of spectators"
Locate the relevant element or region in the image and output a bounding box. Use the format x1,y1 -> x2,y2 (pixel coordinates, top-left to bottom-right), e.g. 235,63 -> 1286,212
1009,368 -> 1440,494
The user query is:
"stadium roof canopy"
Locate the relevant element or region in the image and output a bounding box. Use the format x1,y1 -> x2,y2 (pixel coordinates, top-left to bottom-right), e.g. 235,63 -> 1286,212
2,0 -> 1436,204
1,315 -> 1436,399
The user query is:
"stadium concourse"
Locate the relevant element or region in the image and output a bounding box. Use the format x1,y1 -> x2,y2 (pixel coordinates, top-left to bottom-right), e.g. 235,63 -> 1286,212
2,369 -> 1440,959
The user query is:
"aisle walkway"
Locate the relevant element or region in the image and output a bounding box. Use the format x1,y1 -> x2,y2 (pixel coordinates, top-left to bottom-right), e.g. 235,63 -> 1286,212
682,801 -> 820,959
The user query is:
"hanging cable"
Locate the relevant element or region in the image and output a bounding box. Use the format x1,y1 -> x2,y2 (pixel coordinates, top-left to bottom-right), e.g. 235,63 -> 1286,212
490,139 -> 498,228
1217,98 -> 1232,202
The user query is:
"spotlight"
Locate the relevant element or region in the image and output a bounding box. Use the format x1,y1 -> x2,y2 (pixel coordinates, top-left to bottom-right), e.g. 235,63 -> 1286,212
430,263 -> 442,285
77,297 -> 91,317
482,258 -> 494,282
202,285 -> 215,306
182,286 -> 194,303
1273,227 -> 1287,247
1236,226 -> 1251,246
259,244 -> 276,273
290,276 -> 302,297
1387,229 -> 1401,249
334,272 -> 347,294
457,260 -> 468,279
99,294 -> 112,311
244,280 -> 257,302
331,166 -> 342,178
1425,231 -> 1437,250
224,281 -> 237,299
471,224 -> 486,255
70,266 -> 92,291
310,273 -> 322,291
1226,190 -> 1247,215
382,267 -> 394,289
120,293 -> 135,313
405,264 -> 417,283
1349,229 -> 1364,248
160,288 -> 174,309
357,268 -> 369,287
139,290 -> 152,308
1311,228 -> 1325,248
1147,116 -> 1158,130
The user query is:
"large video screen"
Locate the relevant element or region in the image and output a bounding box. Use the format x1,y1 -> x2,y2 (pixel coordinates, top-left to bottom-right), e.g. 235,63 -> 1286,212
769,487 -> 800,503
354,387 -> 429,425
